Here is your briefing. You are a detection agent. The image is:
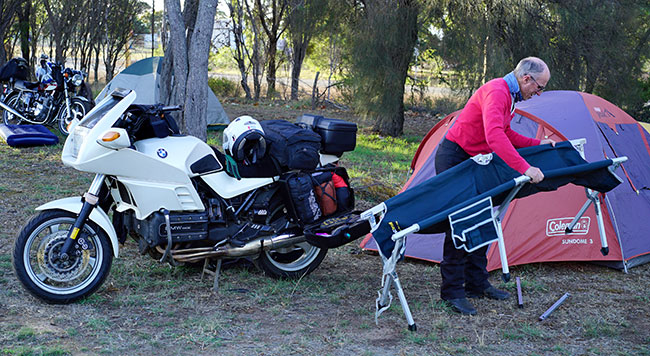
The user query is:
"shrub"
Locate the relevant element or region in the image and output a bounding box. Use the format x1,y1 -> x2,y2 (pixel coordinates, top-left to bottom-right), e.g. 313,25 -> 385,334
208,77 -> 241,98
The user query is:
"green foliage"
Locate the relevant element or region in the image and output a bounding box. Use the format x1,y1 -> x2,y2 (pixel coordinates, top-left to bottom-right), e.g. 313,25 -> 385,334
426,0 -> 650,117
342,133 -> 420,203
208,76 -> 242,98
342,1 -> 433,136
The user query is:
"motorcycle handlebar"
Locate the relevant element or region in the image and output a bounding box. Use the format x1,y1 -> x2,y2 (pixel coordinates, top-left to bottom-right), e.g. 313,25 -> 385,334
161,105 -> 182,112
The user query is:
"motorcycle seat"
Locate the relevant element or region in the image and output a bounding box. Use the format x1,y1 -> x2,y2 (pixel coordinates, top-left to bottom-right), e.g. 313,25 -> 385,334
14,80 -> 40,91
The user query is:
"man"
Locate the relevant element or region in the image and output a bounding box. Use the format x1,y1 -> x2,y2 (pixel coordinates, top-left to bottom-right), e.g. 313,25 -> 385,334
435,57 -> 555,315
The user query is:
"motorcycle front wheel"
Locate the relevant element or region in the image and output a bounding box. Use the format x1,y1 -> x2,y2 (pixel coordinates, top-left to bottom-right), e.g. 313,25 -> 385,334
58,98 -> 90,135
12,209 -> 113,304
3,93 -> 23,125
258,205 -> 327,279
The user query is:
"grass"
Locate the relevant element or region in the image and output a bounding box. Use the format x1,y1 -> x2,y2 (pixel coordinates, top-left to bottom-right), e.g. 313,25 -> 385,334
1,108 -> 650,356
342,134 -> 420,203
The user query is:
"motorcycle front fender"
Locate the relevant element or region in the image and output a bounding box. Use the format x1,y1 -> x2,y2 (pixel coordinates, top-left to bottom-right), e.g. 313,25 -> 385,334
36,197 -> 120,257
71,95 -> 90,103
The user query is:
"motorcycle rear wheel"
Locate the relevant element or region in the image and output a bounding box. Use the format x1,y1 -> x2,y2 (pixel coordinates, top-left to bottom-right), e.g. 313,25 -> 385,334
12,209 -> 113,304
58,98 -> 90,136
3,93 -> 23,125
258,205 -> 327,279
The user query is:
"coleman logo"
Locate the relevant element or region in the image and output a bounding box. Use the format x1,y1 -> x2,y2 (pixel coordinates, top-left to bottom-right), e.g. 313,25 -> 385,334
546,217 -> 590,237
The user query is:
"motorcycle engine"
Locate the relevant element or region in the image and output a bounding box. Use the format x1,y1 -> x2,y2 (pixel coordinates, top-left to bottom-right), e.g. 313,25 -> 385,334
31,93 -> 52,121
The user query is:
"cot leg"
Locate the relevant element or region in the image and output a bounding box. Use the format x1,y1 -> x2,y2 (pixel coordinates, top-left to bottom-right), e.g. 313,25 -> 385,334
378,275 -> 393,308
593,195 -> 609,256
391,271 -> 417,331
565,197 -> 593,233
495,218 -> 510,283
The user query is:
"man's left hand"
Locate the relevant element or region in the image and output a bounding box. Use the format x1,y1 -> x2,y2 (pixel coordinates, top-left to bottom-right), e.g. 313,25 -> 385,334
540,139 -> 556,147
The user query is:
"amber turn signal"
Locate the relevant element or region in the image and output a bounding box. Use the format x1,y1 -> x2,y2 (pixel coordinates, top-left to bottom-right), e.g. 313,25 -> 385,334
101,131 -> 121,142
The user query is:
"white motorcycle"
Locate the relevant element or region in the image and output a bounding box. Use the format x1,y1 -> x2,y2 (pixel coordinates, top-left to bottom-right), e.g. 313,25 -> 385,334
12,88 -> 364,303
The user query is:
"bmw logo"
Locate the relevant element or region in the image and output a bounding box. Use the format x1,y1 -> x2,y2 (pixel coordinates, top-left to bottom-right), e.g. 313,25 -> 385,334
157,148 -> 168,158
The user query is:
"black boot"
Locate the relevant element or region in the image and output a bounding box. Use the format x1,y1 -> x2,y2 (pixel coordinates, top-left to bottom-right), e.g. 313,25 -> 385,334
466,286 -> 511,300
444,298 -> 477,315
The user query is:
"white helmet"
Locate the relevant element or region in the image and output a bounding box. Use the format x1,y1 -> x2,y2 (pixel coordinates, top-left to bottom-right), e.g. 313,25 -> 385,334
222,116 -> 267,164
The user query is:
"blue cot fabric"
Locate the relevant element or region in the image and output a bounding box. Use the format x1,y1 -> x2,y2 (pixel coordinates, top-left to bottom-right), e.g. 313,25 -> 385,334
0,124 -> 59,147
372,142 -> 621,259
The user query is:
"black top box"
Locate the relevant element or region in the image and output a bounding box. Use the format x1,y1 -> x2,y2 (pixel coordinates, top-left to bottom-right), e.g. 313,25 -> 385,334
296,114 -> 357,156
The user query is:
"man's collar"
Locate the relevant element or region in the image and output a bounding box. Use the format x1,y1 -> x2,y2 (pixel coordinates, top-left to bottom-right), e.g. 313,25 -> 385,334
503,72 -> 523,103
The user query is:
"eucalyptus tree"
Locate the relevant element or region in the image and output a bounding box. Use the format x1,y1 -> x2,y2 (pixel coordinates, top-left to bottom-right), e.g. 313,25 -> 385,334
102,0 -> 146,81
160,0 -> 218,140
285,0 -> 330,100
42,0 -> 85,62
0,0 -> 20,66
255,0 -> 288,97
227,0 -> 253,99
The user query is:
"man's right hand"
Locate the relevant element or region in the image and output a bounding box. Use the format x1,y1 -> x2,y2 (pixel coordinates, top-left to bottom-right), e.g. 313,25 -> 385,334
524,166 -> 544,183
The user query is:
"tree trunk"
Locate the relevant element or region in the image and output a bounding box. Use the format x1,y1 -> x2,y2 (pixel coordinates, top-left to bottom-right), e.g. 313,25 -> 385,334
183,0 -> 217,141
228,0 -> 252,100
162,0 -> 217,141
290,38 -> 308,100
18,1 -> 31,61
265,39 -> 278,97
245,0 -> 263,101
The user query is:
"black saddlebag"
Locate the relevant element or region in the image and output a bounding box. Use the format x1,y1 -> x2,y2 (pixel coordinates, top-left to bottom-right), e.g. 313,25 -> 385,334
285,172 -> 322,224
261,120 -> 321,171
304,212 -> 370,249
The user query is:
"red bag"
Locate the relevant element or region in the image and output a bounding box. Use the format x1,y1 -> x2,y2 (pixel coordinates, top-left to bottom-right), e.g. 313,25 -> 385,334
315,180 -> 337,216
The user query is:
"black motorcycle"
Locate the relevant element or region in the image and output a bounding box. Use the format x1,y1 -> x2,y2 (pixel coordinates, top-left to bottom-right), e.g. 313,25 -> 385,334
0,57 -> 93,136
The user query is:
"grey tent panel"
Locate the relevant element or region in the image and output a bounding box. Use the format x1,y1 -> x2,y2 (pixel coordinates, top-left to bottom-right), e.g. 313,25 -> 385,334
121,57 -> 162,76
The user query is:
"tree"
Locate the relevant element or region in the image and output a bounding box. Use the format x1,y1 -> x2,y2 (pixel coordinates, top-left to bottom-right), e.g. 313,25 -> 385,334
160,0 -> 218,141
344,0 -> 425,137
255,0 -> 288,97
16,0 -> 30,61
102,0 -> 145,81
227,0 -> 253,99
285,0 -> 329,100
429,0 -> 650,118
42,0 -> 85,62
0,0 -> 20,66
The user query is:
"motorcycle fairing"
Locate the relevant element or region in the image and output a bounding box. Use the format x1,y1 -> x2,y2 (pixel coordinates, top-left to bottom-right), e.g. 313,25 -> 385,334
200,172 -> 276,199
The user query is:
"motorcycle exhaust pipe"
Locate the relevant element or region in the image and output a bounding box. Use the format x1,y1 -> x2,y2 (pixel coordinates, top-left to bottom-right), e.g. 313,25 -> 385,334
215,233 -> 305,258
0,100 -> 29,122
168,233 -> 308,262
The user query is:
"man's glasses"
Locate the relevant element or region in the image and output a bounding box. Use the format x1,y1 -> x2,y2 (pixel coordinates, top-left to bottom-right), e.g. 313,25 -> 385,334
529,75 -> 545,92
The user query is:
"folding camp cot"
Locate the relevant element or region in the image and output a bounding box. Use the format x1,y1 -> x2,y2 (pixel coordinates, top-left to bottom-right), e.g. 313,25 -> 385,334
358,139 -> 626,330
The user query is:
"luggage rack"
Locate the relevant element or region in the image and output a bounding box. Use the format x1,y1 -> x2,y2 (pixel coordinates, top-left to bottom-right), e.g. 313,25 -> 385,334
359,139 -> 627,330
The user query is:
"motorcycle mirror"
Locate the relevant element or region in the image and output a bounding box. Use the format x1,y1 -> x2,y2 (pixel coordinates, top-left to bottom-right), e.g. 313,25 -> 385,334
96,128 -> 131,150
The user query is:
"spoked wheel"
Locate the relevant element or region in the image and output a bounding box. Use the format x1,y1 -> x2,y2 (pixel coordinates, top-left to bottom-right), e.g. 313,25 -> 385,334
257,205 -> 327,279
58,98 -> 90,135
3,93 -> 24,125
12,210 -> 113,304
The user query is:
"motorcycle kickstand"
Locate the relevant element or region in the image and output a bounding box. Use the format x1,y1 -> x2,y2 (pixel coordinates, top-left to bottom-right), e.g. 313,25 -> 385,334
201,258 -> 222,292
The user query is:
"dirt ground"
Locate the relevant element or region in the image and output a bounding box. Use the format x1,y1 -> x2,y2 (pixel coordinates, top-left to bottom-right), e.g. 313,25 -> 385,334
1,103 -> 649,356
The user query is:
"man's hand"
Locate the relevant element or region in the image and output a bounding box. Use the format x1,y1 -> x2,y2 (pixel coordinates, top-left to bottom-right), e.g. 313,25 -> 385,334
524,166 -> 544,183
540,139 -> 556,147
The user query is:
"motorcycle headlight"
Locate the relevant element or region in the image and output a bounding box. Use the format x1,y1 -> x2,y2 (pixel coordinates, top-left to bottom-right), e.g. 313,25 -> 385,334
71,73 -> 83,86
